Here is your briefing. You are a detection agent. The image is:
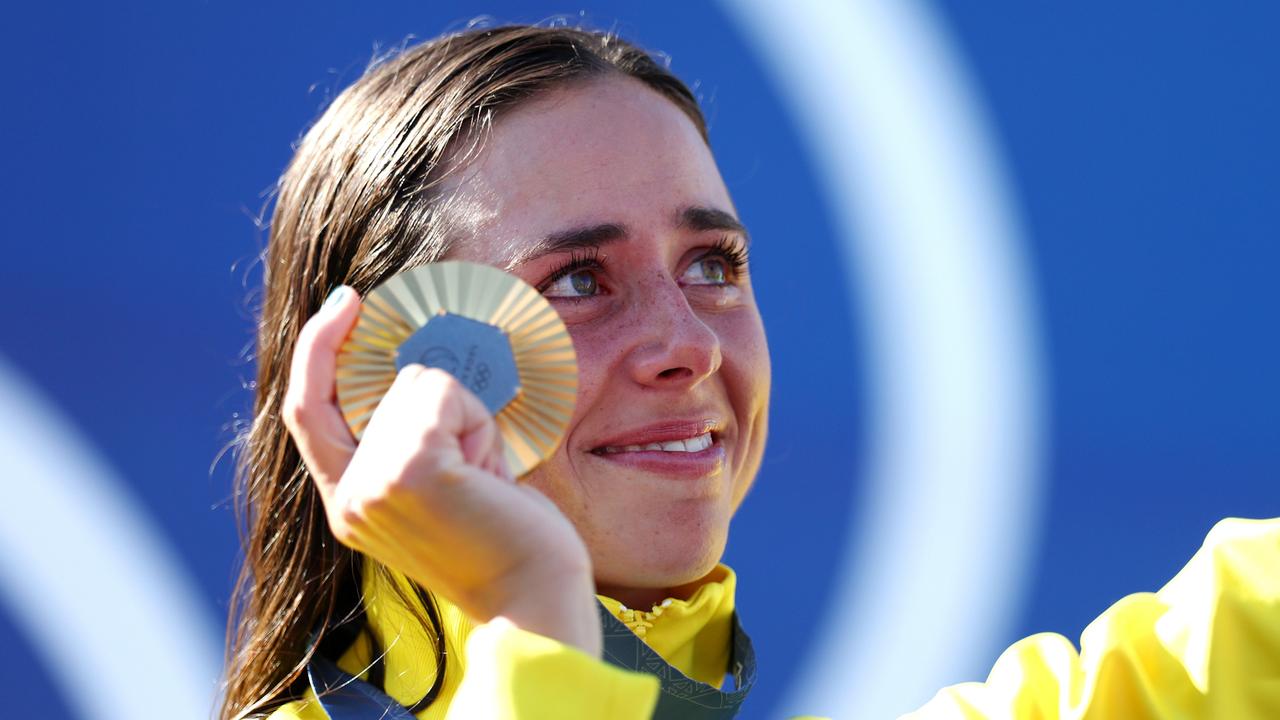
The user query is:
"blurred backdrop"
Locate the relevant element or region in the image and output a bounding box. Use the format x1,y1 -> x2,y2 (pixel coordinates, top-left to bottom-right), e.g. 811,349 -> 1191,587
1,2 -> 1276,719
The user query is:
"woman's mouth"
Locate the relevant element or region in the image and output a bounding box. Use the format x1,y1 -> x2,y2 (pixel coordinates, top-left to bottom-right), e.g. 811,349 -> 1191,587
588,422 -> 726,480
595,431 -> 714,454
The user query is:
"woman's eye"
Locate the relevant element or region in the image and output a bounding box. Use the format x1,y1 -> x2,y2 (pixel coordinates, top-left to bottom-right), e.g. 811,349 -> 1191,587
682,257 -> 730,285
543,269 -> 599,298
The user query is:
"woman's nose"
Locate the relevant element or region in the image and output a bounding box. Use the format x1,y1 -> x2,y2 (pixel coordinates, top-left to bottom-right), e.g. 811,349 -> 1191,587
625,283 -> 722,388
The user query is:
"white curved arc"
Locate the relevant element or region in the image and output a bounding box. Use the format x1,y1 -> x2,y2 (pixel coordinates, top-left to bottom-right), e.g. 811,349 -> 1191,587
721,0 -> 1045,717
0,355 -> 223,720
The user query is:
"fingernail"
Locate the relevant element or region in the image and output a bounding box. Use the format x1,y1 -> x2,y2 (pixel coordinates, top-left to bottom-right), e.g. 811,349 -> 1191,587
322,286 -> 350,310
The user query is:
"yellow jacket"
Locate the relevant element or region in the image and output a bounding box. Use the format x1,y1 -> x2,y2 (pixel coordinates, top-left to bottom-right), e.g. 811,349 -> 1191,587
905,516 -> 1280,719
269,517 -> 1280,719
269,565 -> 740,720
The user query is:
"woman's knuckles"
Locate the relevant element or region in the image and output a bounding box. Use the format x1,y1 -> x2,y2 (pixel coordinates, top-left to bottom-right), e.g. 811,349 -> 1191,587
407,367 -> 491,426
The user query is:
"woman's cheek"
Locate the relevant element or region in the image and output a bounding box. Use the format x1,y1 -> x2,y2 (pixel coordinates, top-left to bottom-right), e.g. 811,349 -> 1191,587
711,302 -> 768,358
718,303 -> 771,493
560,321 -> 623,409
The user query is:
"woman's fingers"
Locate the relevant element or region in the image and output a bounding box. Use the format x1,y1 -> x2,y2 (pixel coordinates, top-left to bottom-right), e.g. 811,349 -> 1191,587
457,390 -> 506,475
357,365 -> 501,478
335,366 -> 507,550
283,286 -> 362,500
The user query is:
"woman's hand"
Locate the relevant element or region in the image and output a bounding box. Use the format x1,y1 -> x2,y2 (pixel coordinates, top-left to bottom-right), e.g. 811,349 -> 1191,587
282,286 -> 602,657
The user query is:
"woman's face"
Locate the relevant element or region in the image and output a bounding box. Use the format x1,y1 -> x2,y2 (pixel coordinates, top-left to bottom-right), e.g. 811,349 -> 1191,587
444,76 -> 770,601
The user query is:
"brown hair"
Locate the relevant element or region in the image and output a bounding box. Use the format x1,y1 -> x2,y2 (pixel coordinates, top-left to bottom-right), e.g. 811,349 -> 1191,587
222,24 -> 708,719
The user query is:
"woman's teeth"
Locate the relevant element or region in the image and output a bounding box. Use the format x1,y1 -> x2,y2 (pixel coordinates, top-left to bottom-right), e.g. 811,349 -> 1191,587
600,432 -> 713,454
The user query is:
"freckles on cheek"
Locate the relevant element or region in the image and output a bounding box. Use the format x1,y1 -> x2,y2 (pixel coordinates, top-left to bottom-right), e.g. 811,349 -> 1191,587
565,324 -> 628,400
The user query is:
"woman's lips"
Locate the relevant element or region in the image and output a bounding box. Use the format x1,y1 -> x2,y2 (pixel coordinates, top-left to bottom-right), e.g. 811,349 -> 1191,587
589,422 -> 726,480
590,419 -> 722,451
596,431 -> 714,454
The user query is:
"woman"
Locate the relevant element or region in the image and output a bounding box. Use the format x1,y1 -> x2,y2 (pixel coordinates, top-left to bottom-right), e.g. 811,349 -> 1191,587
223,22 -> 1280,720
224,24 -> 765,720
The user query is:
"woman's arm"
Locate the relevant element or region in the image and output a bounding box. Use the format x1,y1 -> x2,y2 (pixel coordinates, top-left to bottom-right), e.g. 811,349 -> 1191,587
283,286 -> 601,656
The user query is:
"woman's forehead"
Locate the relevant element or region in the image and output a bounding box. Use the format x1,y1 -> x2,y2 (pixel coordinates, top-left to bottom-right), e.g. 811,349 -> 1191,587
443,75 -> 734,261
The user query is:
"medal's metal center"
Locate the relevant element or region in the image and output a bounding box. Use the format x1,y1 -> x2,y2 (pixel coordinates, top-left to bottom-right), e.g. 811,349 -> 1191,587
395,312 -> 520,415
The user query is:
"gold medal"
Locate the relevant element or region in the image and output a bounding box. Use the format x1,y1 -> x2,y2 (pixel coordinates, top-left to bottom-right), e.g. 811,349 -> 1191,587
335,261 -> 577,477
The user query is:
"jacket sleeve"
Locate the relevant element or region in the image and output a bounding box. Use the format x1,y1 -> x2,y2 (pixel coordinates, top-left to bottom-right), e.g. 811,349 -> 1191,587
902,517 -> 1280,720
445,616 -> 660,719
265,617 -> 659,720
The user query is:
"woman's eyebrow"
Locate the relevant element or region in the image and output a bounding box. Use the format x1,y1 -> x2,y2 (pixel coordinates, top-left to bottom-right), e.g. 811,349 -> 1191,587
504,223 -> 629,270
503,206 -> 748,271
678,206 -> 751,245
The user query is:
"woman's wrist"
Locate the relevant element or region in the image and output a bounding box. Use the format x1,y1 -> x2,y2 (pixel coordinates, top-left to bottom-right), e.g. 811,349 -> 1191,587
494,563 -> 603,658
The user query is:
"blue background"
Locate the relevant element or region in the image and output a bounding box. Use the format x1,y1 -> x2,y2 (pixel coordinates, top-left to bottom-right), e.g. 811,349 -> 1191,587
1,2 -> 1275,718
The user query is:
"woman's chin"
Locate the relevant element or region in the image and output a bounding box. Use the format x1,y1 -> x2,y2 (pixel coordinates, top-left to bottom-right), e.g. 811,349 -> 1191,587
591,529 -> 728,604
